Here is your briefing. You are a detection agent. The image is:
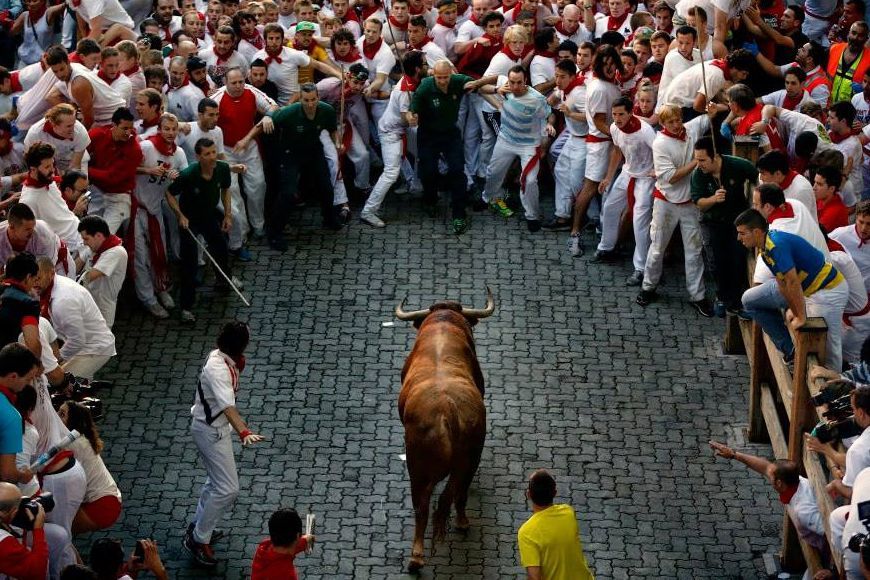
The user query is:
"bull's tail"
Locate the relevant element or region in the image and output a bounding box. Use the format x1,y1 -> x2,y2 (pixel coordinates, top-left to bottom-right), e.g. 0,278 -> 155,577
432,471 -> 459,550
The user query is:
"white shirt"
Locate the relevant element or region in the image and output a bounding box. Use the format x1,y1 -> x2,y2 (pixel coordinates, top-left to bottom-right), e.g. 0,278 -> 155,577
104,73 -> 132,105
831,250 -> 868,314
785,476 -> 826,550
415,40 -> 447,69
16,68 -> 58,131
48,274 -> 116,358
777,108 -> 832,160
167,82 -> 209,122
831,224 -> 870,293
356,37 -> 397,79
199,48 -> 249,87
24,118 -> 90,173
378,80 -> 412,136
611,119 -> 656,177
652,115 -> 710,203
456,18 -> 483,44
585,77 -> 621,139
832,135 -> 863,207
191,349 -> 239,427
530,55 -> 557,88
180,123 -> 225,163
136,140 -> 189,214
430,22 -> 457,62
68,0 -> 134,29
251,46 -> 310,105
593,12 -> 633,39
69,436 -> 121,503
561,82 -> 588,137
82,244 -> 128,328
761,88 -> 812,110
781,172 -> 819,222
58,64 -> 127,127
657,61 -> 726,112
845,427 -> 870,488
19,181 -> 83,254
659,49 -> 700,94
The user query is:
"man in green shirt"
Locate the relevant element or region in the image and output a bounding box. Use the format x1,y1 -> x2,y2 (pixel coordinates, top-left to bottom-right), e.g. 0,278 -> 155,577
408,59 -> 490,234
166,137 -> 237,323
690,136 -> 755,314
263,83 -> 341,251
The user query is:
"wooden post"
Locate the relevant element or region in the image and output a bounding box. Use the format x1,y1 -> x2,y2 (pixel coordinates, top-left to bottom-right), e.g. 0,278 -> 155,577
787,319 -> 828,465
748,322 -> 772,442
733,135 -> 762,164
780,512 -> 806,572
723,313 -> 746,354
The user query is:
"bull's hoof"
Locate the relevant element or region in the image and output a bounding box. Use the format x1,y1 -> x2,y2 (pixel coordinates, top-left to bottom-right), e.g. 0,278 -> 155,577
408,555 -> 425,573
455,516 -> 470,533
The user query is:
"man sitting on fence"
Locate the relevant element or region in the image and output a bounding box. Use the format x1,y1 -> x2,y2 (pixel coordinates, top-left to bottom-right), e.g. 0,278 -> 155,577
736,208 -> 850,372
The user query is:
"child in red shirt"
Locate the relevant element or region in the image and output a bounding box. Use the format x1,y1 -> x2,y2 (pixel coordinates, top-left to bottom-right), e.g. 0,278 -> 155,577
251,508 -> 315,579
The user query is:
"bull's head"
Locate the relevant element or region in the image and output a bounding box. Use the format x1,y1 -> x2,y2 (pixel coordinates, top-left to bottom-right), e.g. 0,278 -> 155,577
395,287 -> 495,326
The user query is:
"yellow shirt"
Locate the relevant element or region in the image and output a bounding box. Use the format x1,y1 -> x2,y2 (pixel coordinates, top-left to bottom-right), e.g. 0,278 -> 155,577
295,44 -> 329,85
517,504 -> 594,580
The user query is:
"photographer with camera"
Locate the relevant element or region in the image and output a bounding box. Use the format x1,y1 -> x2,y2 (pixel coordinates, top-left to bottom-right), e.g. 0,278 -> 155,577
89,537 -> 168,580
812,385 -> 870,502
0,481 -> 72,579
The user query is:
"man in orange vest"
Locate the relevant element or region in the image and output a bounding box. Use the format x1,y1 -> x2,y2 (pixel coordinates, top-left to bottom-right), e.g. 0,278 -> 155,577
828,21 -> 870,103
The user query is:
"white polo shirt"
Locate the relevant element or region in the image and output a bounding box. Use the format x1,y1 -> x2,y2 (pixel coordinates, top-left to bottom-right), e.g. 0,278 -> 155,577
23,117 -> 90,173
251,47 -> 311,105
191,349 -> 239,428
48,274 -> 116,359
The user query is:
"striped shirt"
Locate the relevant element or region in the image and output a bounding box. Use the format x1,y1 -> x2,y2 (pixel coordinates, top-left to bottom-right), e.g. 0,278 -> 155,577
496,77 -> 550,148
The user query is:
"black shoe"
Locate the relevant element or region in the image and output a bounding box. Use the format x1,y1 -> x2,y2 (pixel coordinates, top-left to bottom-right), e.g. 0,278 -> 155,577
626,271 -> 644,286
526,219 -> 541,232
268,237 -> 288,252
185,523 -> 223,543
542,217 -> 571,231
591,249 -> 618,263
690,298 -> 715,318
472,199 -> 489,212
636,290 -> 657,307
183,528 -> 218,567
339,206 -> 352,225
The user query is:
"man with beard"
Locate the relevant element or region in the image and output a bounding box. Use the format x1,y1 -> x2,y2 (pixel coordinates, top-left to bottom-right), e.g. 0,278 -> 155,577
167,56 -> 214,123
827,21 -> 870,103
200,26 -> 248,88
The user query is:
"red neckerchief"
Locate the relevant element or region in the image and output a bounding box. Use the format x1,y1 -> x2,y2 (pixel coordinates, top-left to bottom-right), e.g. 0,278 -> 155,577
264,48 -> 283,65
501,44 -> 521,59
69,52 -> 83,64
124,63 -> 141,76
293,38 -> 316,54
829,128 -> 853,144
619,115 -> 642,134
469,12 -> 480,25
96,68 -> 116,85
856,224 -> 870,247
363,37 -> 383,60
780,170 -> 799,190
607,11 -> 629,30
661,127 -> 686,140
334,46 -> 361,63
231,354 -> 246,372
388,14 -> 408,30
536,49 -> 557,60
828,238 -> 846,252
92,234 -> 123,266
767,202 -> 795,223
242,30 -> 265,50
214,46 -> 234,64
436,15 -> 455,28
563,72 -> 586,94
23,171 -> 54,188
554,21 -> 575,36
409,35 -> 433,49
709,58 -> 730,78
341,9 -> 360,22
38,277 -> 53,319
28,4 -> 46,24
360,2 -> 381,20
782,90 -> 805,110
399,74 -> 419,91
778,483 -> 799,505
148,134 -> 177,155
0,384 -> 16,405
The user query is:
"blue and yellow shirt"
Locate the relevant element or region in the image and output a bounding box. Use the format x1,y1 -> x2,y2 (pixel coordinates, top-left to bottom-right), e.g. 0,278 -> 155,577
762,230 -> 844,296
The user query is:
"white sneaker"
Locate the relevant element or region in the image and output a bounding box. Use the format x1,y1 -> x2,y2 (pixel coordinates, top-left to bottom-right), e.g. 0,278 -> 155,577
568,233 -> 584,257
180,309 -> 196,323
146,302 -> 169,319
157,291 -> 175,309
360,211 -> 386,228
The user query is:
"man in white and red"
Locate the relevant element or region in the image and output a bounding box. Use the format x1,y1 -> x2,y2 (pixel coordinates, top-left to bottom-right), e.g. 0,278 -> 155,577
596,96 -> 656,282
167,56 -> 213,122
213,67 -> 278,243
0,120 -> 25,192
383,0 -> 410,46
756,149 -> 818,222
503,0 -> 552,29
23,104 -> 89,174
431,0 -> 459,61
236,10 -> 266,62
659,25 -> 699,93
554,4 -> 589,45
86,107 -> 144,234
636,103 -> 712,314
589,0 -> 632,39
827,237 -> 870,365
453,0 -> 486,56
77,215 -> 127,328
0,203 -> 75,278
202,0 -> 223,47
134,88 -> 164,139
409,0 -> 437,27
95,46 -> 133,105
761,66 -> 812,111
133,113 -> 187,319
357,0 -> 386,22
831,202 -> 870,292
254,23 -> 313,105
331,0 -> 362,39
201,25 -> 249,88
331,28 -> 365,68
19,142 -> 84,260
404,15 -> 448,67
44,46 -> 127,129
151,0 -> 183,45
181,10 -> 210,51
117,41 -> 145,106
530,27 -> 560,93
358,18 -> 397,132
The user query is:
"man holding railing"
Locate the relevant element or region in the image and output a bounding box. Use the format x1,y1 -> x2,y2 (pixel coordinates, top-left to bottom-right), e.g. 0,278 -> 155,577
736,208 -> 850,372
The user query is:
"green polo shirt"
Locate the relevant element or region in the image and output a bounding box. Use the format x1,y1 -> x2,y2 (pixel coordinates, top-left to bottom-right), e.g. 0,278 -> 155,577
169,161 -> 231,224
269,102 -> 337,153
410,74 -> 474,135
690,155 -> 757,224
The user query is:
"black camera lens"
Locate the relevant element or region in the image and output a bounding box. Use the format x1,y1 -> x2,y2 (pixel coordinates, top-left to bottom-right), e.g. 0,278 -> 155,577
849,532 -> 868,553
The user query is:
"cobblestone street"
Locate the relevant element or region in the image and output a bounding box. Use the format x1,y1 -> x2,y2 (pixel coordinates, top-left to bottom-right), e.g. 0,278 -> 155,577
78,194 -> 785,579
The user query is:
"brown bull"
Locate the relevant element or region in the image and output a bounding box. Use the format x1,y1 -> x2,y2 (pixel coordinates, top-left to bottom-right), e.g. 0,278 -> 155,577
395,289 -> 495,572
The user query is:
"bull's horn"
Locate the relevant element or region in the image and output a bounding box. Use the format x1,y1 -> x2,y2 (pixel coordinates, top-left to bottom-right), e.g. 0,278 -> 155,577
395,297 -> 430,321
461,287 -> 495,319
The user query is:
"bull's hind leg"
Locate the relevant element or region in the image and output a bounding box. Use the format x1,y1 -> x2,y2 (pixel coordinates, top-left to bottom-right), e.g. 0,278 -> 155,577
409,476 -> 435,573
454,442 -> 483,532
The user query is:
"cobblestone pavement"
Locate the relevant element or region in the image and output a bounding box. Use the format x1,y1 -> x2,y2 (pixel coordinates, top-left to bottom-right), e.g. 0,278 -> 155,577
77,193 -> 784,579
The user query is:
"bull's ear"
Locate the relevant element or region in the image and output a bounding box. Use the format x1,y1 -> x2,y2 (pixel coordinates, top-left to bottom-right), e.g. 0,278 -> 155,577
465,317 -> 478,327
413,319 -> 424,329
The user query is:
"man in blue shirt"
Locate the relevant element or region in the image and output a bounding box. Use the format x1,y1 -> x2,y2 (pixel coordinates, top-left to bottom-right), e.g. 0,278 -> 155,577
736,208 -> 850,370
0,343 -> 40,485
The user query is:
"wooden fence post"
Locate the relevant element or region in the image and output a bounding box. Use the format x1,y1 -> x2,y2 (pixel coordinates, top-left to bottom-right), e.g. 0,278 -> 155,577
733,135 -> 762,164
748,322 -> 772,443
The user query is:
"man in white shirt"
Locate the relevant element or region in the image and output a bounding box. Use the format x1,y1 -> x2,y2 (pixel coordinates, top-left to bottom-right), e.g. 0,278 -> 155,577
33,257 -> 115,379
253,23 -> 318,105
656,50 -> 754,116
659,26 -> 700,92
76,216 -> 128,329
358,18 -> 397,136
23,104 -> 90,173
430,0 -> 459,61
44,46 -> 127,129
167,56 -> 213,123
831,202 -> 870,291
200,26 -> 249,88
756,149 -> 819,221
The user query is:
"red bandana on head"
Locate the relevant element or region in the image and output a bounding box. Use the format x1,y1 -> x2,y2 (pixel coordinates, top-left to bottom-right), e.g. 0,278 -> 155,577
363,37 -> 384,60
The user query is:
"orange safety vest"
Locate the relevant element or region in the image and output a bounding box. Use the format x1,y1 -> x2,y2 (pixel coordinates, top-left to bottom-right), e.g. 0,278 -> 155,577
827,43 -> 870,102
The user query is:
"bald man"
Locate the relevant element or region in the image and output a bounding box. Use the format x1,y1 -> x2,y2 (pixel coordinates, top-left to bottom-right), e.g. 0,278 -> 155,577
554,4 -> 590,45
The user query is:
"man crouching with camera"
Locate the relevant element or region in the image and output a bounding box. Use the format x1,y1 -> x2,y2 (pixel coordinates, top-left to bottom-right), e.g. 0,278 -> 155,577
0,481 -> 71,579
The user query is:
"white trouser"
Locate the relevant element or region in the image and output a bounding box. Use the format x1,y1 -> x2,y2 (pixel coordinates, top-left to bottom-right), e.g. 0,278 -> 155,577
368,98 -> 388,146
191,420 -> 239,545
484,140 -> 542,220
843,311 -> 870,365
133,208 -> 167,306
321,131 -> 349,205
44,522 -> 75,579
807,281 -> 850,372
364,132 -> 403,215
345,123 -> 371,189
475,102 -> 499,175
553,134 -> 587,219
227,142 -> 265,235
42,460 -> 87,567
830,506 -> 853,578
642,198 -> 706,301
630,177 -> 655,273
803,13 -> 832,46
597,170 -> 625,252
597,174 -> 655,262
98,193 -> 132,235
62,354 -> 112,380
461,93 -> 482,182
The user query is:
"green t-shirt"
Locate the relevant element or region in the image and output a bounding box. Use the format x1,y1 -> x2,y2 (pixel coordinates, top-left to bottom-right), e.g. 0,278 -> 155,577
690,155 -> 757,224
168,161 -> 232,223
269,102 -> 338,152
410,74 -> 474,134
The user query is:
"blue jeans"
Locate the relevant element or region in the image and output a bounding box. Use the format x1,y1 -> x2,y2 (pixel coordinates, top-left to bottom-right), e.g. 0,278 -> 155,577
742,280 -> 793,357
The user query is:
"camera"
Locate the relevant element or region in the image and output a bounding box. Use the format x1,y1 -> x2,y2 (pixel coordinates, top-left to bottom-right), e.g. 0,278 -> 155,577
10,493 -> 55,530
812,417 -> 865,443
823,395 -> 855,422
849,501 -> 870,560
811,380 -> 856,406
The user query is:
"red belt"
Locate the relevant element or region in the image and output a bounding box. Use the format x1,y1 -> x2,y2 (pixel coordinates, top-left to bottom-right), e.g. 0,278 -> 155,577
844,296 -> 870,326
585,134 -> 611,143
652,188 -> 692,205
